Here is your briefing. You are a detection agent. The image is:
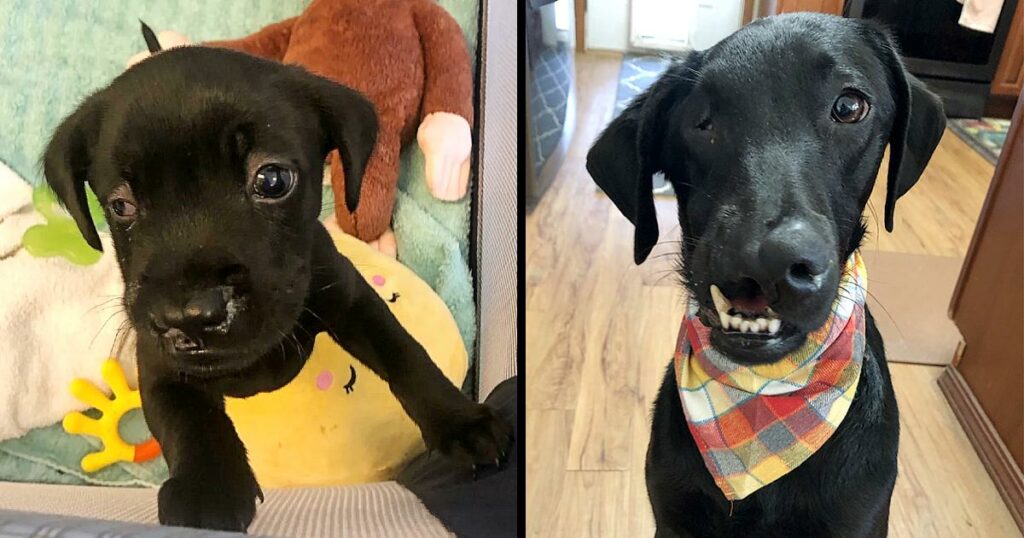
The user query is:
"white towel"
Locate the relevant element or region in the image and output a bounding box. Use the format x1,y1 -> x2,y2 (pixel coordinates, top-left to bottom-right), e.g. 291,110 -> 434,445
0,163 -> 35,258
0,162 -> 135,442
957,0 -> 1006,33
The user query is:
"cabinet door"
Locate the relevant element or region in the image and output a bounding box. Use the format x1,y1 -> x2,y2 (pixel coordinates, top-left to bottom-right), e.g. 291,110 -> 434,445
776,0 -> 843,15
992,3 -> 1023,98
949,92 -> 1024,471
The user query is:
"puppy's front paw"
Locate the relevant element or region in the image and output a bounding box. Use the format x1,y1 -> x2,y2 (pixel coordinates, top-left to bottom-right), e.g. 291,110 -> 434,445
158,473 -> 262,532
425,403 -> 513,468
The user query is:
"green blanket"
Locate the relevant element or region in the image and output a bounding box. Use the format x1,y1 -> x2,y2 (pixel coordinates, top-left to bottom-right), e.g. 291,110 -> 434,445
0,0 -> 478,487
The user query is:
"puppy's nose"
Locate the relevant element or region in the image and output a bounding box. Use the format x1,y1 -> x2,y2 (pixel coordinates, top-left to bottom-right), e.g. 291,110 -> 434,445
757,219 -> 832,296
151,288 -> 231,339
182,289 -> 230,329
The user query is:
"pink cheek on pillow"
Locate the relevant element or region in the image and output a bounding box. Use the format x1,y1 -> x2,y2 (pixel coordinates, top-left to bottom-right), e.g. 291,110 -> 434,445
372,275 -> 386,286
316,370 -> 334,391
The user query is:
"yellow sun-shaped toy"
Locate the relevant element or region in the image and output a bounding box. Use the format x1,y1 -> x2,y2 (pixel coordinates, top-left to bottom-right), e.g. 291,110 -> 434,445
62,359 -> 161,473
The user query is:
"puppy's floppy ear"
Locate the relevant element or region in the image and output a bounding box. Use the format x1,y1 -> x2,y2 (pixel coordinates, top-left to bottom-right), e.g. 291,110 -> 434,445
42,96 -> 105,252
285,68 -> 379,213
874,31 -> 946,232
586,53 -> 701,264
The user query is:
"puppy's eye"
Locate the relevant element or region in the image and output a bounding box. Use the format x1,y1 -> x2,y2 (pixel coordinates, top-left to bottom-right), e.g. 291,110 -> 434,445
107,184 -> 138,224
252,164 -> 296,200
696,117 -> 713,131
831,92 -> 870,123
110,199 -> 137,221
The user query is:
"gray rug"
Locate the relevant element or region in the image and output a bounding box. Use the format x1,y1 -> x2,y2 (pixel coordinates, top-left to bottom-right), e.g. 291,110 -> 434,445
531,44 -> 572,178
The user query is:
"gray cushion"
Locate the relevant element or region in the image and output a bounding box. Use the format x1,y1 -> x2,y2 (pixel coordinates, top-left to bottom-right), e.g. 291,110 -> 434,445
0,481 -> 452,537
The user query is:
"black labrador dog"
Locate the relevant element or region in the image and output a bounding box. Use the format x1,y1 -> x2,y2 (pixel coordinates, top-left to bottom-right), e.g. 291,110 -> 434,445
587,14 -> 945,537
43,47 -> 510,532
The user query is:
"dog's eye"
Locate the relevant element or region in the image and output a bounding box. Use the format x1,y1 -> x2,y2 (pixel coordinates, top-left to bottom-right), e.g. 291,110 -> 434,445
696,117 -> 713,131
252,165 -> 296,200
110,199 -> 137,220
831,92 -> 870,123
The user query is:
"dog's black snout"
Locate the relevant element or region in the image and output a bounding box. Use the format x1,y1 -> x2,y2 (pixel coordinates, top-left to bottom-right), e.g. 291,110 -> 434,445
757,219 -> 832,295
150,288 -> 233,343
182,289 -> 230,329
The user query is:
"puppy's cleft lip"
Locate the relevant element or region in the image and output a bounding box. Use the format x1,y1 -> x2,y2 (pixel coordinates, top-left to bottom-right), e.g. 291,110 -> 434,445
709,283 -> 782,336
206,288 -> 244,335
164,328 -> 203,353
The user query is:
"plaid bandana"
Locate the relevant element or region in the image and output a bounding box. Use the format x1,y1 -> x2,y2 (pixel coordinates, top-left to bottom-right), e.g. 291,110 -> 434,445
675,251 -> 867,501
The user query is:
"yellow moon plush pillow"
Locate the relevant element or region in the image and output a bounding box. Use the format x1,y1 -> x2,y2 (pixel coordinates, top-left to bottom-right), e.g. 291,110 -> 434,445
224,230 -> 468,489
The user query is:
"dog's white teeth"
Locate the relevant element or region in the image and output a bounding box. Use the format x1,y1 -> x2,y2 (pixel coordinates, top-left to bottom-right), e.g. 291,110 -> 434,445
710,284 -> 731,317
712,285 -> 783,335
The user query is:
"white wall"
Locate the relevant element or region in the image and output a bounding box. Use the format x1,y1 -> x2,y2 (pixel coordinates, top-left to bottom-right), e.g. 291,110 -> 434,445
585,0 -> 630,51
689,0 -> 743,50
585,0 -> 743,52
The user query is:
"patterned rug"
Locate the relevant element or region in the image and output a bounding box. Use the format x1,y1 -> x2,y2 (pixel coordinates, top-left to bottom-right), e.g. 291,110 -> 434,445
948,118 -> 1010,165
530,43 -> 572,178
613,54 -> 674,196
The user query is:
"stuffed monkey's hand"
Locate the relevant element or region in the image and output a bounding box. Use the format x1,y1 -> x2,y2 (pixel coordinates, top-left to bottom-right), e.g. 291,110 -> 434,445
126,30 -> 192,69
418,112 -> 472,201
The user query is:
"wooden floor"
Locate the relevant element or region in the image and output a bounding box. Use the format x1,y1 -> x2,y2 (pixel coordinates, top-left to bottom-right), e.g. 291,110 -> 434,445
525,52 -> 1018,537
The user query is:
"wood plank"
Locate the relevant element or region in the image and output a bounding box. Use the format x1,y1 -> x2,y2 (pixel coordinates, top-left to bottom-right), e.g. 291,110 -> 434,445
887,364 -> 1020,537
939,367 -> 1024,533
525,409 -> 574,533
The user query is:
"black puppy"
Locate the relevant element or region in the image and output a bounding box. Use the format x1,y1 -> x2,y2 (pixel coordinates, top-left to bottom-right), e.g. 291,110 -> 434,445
43,47 -> 510,531
587,14 -> 945,537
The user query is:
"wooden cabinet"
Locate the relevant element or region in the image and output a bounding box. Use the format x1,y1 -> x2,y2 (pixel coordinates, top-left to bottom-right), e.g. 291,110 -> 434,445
992,3 -> 1024,98
774,0 -> 843,15
939,91 -> 1024,531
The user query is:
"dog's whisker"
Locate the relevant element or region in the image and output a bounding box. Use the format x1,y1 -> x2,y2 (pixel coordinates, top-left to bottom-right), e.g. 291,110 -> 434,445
302,307 -> 340,342
108,317 -> 134,359
91,307 -> 127,350
84,296 -> 123,316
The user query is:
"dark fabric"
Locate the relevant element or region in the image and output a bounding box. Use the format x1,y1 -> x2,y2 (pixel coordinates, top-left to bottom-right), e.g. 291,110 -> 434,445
397,377 -> 517,538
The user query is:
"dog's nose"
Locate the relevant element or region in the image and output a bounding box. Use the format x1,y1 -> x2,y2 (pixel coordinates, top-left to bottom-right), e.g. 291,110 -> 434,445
757,219 -> 832,296
151,288 -> 231,339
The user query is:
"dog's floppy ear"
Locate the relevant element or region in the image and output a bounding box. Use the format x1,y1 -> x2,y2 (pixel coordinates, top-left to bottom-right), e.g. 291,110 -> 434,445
42,96 -> 105,252
586,54 -> 701,264
875,32 -> 946,232
285,68 -> 379,213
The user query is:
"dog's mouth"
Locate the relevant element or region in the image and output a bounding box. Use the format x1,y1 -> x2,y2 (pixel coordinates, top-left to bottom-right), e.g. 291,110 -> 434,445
709,282 -> 783,336
162,338 -> 265,378
700,279 -> 806,363
155,319 -> 285,380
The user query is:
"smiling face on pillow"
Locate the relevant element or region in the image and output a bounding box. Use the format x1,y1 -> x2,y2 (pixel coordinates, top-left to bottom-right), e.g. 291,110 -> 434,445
224,231 -> 468,489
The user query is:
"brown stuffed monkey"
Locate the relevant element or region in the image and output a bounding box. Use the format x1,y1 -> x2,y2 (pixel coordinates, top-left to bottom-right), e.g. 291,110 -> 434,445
128,0 -> 474,256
